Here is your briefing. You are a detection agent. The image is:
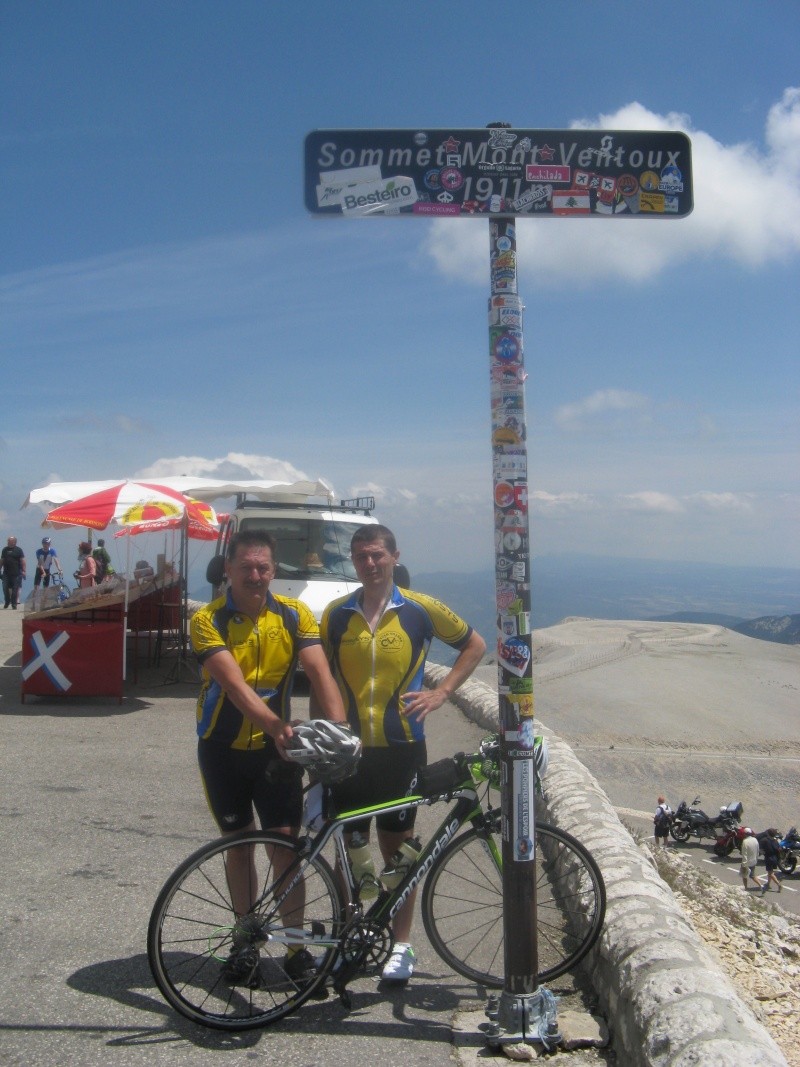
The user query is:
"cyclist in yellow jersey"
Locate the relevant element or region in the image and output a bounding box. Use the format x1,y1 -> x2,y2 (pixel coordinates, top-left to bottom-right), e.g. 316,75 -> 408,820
318,524 -> 485,982
190,529 -> 347,987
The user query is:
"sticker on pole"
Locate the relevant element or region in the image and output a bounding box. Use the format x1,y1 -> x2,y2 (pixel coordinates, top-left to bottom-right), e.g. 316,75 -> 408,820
513,758 -> 535,863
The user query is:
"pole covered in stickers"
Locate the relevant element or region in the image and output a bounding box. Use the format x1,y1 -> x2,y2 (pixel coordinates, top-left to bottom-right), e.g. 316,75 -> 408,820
489,215 -> 541,999
303,123 -> 692,1045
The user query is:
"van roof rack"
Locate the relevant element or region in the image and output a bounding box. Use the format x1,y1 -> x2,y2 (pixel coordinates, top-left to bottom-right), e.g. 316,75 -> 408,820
340,496 -> 375,512
231,496 -> 376,514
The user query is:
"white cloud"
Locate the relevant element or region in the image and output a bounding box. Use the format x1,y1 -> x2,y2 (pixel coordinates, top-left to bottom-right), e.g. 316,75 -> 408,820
766,87 -> 800,177
134,452 -> 312,484
424,89 -> 800,287
554,389 -> 650,431
688,491 -> 755,512
347,482 -> 418,507
619,491 -> 685,514
111,452 -> 797,570
550,390 -> 725,442
529,490 -> 595,514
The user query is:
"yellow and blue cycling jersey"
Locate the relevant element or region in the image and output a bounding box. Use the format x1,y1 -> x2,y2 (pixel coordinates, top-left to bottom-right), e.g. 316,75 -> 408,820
191,589 -> 320,750
320,586 -> 473,747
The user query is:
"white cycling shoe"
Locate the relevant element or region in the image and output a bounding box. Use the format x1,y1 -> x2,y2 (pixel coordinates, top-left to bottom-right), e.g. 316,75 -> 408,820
381,943 -> 415,982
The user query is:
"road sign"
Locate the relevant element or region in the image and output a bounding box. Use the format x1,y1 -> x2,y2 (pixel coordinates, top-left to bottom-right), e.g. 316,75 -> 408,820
305,120 -> 692,1046
304,127 -> 693,219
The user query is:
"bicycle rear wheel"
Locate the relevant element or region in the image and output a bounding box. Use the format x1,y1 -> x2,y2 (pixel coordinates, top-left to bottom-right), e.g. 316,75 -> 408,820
148,831 -> 344,1030
421,820 -> 605,987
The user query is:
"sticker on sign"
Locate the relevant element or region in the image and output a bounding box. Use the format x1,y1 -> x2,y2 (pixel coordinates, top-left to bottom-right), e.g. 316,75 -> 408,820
316,164 -> 382,208
339,176 -> 418,216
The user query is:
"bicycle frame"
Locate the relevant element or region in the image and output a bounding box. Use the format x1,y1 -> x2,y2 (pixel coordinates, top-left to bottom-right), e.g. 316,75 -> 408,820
147,733 -> 606,1030
256,780 -> 498,954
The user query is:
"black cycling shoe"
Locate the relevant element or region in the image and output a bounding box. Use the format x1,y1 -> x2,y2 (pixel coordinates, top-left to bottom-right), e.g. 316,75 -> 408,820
285,949 -> 329,999
221,945 -> 262,989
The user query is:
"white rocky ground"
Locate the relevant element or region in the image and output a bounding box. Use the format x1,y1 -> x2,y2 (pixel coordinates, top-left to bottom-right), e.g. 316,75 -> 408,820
478,619 -> 800,836
526,623 -> 800,1054
652,845 -> 800,1066
474,619 -> 799,1061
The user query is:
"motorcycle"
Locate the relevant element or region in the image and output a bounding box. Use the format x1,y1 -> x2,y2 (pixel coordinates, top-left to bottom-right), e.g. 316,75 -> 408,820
777,826 -> 800,875
713,822 -> 749,857
670,797 -> 743,845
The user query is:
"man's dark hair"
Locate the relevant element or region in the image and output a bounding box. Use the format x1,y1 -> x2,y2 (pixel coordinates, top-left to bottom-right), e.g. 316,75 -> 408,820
226,528 -> 278,560
350,524 -> 397,554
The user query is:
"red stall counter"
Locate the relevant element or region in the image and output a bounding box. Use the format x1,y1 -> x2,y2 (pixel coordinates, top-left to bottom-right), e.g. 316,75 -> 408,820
21,617 -> 124,701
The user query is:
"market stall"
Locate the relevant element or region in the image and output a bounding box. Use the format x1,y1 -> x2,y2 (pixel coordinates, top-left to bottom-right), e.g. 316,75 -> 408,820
20,475 -> 331,699
21,573 -> 180,701
21,479 -> 218,695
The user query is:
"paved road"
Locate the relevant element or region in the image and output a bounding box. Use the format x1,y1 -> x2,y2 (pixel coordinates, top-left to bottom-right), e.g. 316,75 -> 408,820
616,805 -> 800,918
0,609 -> 510,1067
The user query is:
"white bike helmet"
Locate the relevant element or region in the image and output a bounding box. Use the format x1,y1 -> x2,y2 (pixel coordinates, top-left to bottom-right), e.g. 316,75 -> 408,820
284,720 -> 362,783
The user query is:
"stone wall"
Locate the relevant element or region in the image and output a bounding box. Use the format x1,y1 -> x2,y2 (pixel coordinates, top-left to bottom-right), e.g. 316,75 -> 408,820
425,664 -> 786,1066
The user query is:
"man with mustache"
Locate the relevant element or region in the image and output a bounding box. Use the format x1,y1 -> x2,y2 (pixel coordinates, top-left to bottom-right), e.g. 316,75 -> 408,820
190,528 -> 347,987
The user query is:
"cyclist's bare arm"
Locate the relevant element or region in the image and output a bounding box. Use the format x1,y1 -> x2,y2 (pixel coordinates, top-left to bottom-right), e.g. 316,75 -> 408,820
401,629 -> 486,722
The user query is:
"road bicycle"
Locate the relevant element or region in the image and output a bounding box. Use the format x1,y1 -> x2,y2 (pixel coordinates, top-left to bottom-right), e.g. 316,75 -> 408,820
147,735 -> 605,1031
51,574 -> 72,604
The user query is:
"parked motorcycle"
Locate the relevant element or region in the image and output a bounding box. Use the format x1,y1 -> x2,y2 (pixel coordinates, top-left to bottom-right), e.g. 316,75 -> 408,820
670,797 -> 743,845
713,822 -> 748,857
777,826 -> 800,875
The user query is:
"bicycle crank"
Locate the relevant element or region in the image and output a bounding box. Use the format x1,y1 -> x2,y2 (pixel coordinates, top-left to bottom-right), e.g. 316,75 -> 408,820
332,917 -> 394,1007
341,916 -> 393,972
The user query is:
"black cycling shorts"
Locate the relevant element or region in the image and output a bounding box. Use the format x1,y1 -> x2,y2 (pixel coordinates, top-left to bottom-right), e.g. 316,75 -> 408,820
198,739 -> 303,833
330,741 -> 427,835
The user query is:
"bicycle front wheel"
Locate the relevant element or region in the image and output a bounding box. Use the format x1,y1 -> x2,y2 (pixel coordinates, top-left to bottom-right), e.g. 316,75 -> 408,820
422,820 -> 605,987
148,831 -> 344,1030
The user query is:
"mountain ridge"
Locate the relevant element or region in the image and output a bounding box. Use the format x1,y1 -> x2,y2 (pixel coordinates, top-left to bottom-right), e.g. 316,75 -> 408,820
410,555 -> 800,660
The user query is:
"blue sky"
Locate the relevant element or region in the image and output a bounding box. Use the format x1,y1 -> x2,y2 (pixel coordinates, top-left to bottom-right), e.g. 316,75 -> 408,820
2,1 -> 798,578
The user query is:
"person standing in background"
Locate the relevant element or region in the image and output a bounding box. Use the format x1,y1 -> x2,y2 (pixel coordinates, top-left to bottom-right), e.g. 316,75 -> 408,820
740,829 -> 762,890
760,829 -> 783,894
34,537 -> 61,588
74,542 -> 97,588
92,538 -> 112,583
1,536 -> 26,609
653,795 -> 672,848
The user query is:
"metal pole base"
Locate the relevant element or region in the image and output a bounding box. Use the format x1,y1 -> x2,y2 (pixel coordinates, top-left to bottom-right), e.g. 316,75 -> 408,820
484,988 -> 561,1050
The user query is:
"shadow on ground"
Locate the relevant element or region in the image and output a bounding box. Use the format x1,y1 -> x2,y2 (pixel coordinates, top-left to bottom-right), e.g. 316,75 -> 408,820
61,952 -> 468,1050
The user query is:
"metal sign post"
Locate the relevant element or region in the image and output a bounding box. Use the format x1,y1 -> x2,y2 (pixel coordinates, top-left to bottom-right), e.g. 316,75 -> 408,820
487,212 -> 556,1044
304,126 -> 692,1048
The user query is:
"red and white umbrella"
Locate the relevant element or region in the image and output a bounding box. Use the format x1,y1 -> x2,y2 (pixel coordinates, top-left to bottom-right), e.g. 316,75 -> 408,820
44,480 -> 217,532
113,499 -> 220,540
42,481 -> 218,680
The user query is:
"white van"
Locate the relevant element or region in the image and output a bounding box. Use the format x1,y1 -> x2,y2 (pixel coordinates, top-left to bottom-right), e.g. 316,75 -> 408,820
208,495 -> 408,621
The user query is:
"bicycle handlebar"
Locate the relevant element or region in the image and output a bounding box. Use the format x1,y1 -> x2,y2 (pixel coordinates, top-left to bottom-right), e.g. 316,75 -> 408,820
456,733 -> 547,791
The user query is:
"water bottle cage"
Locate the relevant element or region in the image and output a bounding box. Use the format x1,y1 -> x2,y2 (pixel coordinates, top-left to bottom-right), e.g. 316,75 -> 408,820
380,839 -> 421,889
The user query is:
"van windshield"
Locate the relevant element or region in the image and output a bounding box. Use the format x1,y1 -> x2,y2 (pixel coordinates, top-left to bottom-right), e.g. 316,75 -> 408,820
240,517 -> 360,581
